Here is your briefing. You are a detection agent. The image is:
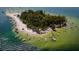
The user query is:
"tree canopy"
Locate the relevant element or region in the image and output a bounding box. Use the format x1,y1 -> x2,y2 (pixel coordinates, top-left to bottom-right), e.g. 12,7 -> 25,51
19,10 -> 67,33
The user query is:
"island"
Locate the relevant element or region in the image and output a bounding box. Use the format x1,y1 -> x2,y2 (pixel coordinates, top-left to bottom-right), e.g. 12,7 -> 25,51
19,10 -> 67,34
6,10 -> 67,50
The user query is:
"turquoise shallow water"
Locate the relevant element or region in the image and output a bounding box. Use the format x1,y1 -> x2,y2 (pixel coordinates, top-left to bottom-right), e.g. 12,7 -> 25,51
0,7 -> 79,51
0,8 -> 40,50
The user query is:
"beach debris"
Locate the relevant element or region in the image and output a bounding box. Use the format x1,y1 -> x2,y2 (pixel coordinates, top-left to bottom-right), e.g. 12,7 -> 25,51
22,28 -> 24,30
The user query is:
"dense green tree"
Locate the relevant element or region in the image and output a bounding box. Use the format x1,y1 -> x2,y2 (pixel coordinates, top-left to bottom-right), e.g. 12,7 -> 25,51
19,10 -> 67,33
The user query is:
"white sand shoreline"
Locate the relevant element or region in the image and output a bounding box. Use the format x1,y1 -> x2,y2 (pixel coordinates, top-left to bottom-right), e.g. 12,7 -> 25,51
6,13 -> 39,35
6,13 -> 53,36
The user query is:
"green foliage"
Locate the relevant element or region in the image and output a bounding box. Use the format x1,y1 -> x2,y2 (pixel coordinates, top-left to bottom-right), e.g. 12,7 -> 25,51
20,10 -> 67,33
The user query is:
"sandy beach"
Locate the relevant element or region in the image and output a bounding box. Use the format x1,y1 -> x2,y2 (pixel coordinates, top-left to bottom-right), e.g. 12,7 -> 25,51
6,13 -> 39,35
6,12 -> 53,36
